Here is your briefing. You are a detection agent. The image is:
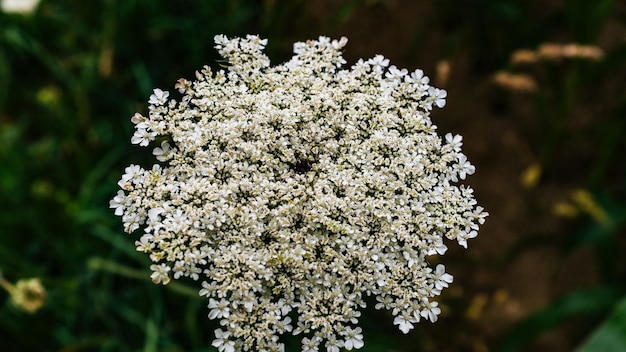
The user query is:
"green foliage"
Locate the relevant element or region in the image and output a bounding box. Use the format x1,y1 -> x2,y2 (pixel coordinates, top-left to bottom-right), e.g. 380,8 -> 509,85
495,287 -> 622,352
0,0 -> 281,350
487,1 -> 626,350
578,296 -> 626,352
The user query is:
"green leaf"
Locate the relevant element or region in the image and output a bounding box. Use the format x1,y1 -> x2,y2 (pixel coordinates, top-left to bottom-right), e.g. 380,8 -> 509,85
577,295 -> 626,352
495,286 -> 621,352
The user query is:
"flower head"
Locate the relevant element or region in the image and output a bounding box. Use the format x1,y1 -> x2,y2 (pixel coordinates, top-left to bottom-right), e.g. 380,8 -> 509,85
112,35 -> 487,351
148,88 -> 169,106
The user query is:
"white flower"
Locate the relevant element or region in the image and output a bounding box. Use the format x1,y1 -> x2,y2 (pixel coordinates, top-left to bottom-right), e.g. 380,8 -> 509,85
455,154 -> 476,180
120,164 -> 143,183
152,141 -> 172,162
199,281 -> 217,297
122,212 -> 142,233
135,234 -> 153,253
419,300 -> 441,323
445,133 -> 463,152
213,34 -> 228,47
150,264 -> 170,285
148,88 -> 169,106
112,35 -> 487,352
147,207 -> 164,221
386,65 -> 408,80
407,69 -> 430,85
130,126 -> 156,146
432,264 -> 454,291
208,298 -> 230,319
109,190 -> 127,216
130,113 -> 146,124
1,0 -> 39,14
302,337 -> 321,352
429,87 -> 448,108
427,237 -> 448,256
393,311 -> 416,334
375,295 -> 394,310
325,336 -> 344,352
342,327 -> 364,350
367,54 -> 389,68
274,316 -> 293,334
458,230 -> 478,249
212,329 -> 235,352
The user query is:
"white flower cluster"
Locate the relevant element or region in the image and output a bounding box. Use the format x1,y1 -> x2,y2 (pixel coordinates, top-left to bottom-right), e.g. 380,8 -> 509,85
111,35 -> 488,352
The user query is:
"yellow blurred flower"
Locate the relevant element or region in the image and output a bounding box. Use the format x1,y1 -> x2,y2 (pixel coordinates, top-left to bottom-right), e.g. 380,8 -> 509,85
572,189 -> 613,229
553,201 -> 579,218
435,59 -> 451,86
520,163 -> 542,188
511,49 -> 538,65
537,42 -> 604,61
553,189 -> 613,230
493,71 -> 537,92
0,272 -> 46,314
10,278 -> 46,313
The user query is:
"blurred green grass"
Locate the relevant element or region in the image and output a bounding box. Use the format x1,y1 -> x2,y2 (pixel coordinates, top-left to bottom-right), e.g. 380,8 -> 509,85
0,1 -> 281,350
1,0 -> 625,351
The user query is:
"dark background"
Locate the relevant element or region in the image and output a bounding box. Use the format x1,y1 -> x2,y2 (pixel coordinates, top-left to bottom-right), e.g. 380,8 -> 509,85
1,0 -> 625,351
